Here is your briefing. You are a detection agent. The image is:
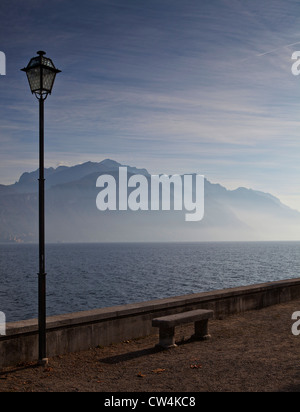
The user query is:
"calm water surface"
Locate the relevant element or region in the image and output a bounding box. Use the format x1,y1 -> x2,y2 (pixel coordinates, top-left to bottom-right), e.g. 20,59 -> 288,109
0,242 -> 299,322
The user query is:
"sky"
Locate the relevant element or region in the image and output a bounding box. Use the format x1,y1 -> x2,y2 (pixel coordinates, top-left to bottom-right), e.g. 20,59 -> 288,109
1,0 -> 300,210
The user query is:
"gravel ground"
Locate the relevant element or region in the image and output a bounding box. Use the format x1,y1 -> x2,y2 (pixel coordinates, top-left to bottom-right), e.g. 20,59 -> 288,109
0,299 -> 300,392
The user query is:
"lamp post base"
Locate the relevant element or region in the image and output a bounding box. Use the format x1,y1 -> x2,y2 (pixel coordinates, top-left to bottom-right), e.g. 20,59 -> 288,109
38,358 -> 49,367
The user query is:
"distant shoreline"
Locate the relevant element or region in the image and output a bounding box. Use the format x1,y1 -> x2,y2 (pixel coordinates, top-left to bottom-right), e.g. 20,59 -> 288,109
1,239 -> 300,245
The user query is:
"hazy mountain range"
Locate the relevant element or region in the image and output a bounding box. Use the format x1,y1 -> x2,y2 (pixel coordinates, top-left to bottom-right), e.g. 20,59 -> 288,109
0,159 -> 299,243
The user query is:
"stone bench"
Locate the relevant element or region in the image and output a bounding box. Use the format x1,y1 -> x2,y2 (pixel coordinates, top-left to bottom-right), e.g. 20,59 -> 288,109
152,309 -> 214,349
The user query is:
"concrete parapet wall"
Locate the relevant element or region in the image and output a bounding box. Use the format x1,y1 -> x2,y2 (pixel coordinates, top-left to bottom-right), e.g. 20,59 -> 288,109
1,278 -> 300,368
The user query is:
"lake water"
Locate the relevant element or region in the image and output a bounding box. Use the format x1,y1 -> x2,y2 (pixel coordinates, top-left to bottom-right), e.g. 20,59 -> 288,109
0,241 -> 300,322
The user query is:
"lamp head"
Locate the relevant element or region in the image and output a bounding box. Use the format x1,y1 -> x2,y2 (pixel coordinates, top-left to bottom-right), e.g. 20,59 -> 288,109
21,51 -> 61,99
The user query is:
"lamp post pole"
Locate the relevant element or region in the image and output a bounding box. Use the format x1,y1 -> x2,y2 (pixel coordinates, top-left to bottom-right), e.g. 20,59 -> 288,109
38,94 -> 46,363
21,51 -> 61,365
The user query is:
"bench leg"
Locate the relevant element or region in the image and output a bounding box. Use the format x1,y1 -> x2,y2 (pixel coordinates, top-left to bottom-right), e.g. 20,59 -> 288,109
156,326 -> 177,349
192,319 -> 211,341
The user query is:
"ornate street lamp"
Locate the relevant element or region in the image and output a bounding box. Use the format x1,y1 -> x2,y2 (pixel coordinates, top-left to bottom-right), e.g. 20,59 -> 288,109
21,51 -> 61,365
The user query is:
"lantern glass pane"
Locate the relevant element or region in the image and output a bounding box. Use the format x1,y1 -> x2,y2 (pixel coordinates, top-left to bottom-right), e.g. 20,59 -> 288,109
28,57 -> 40,69
26,67 -> 41,93
41,57 -> 55,69
42,68 -> 56,93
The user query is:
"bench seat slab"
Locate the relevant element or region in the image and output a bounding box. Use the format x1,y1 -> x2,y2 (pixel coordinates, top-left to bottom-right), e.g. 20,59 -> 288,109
152,309 -> 213,328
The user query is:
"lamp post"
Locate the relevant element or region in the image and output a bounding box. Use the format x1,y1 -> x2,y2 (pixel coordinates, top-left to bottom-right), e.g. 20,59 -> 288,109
21,51 -> 61,364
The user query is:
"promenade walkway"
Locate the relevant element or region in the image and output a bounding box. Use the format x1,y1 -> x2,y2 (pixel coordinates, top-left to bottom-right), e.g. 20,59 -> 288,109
0,298 -> 299,392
